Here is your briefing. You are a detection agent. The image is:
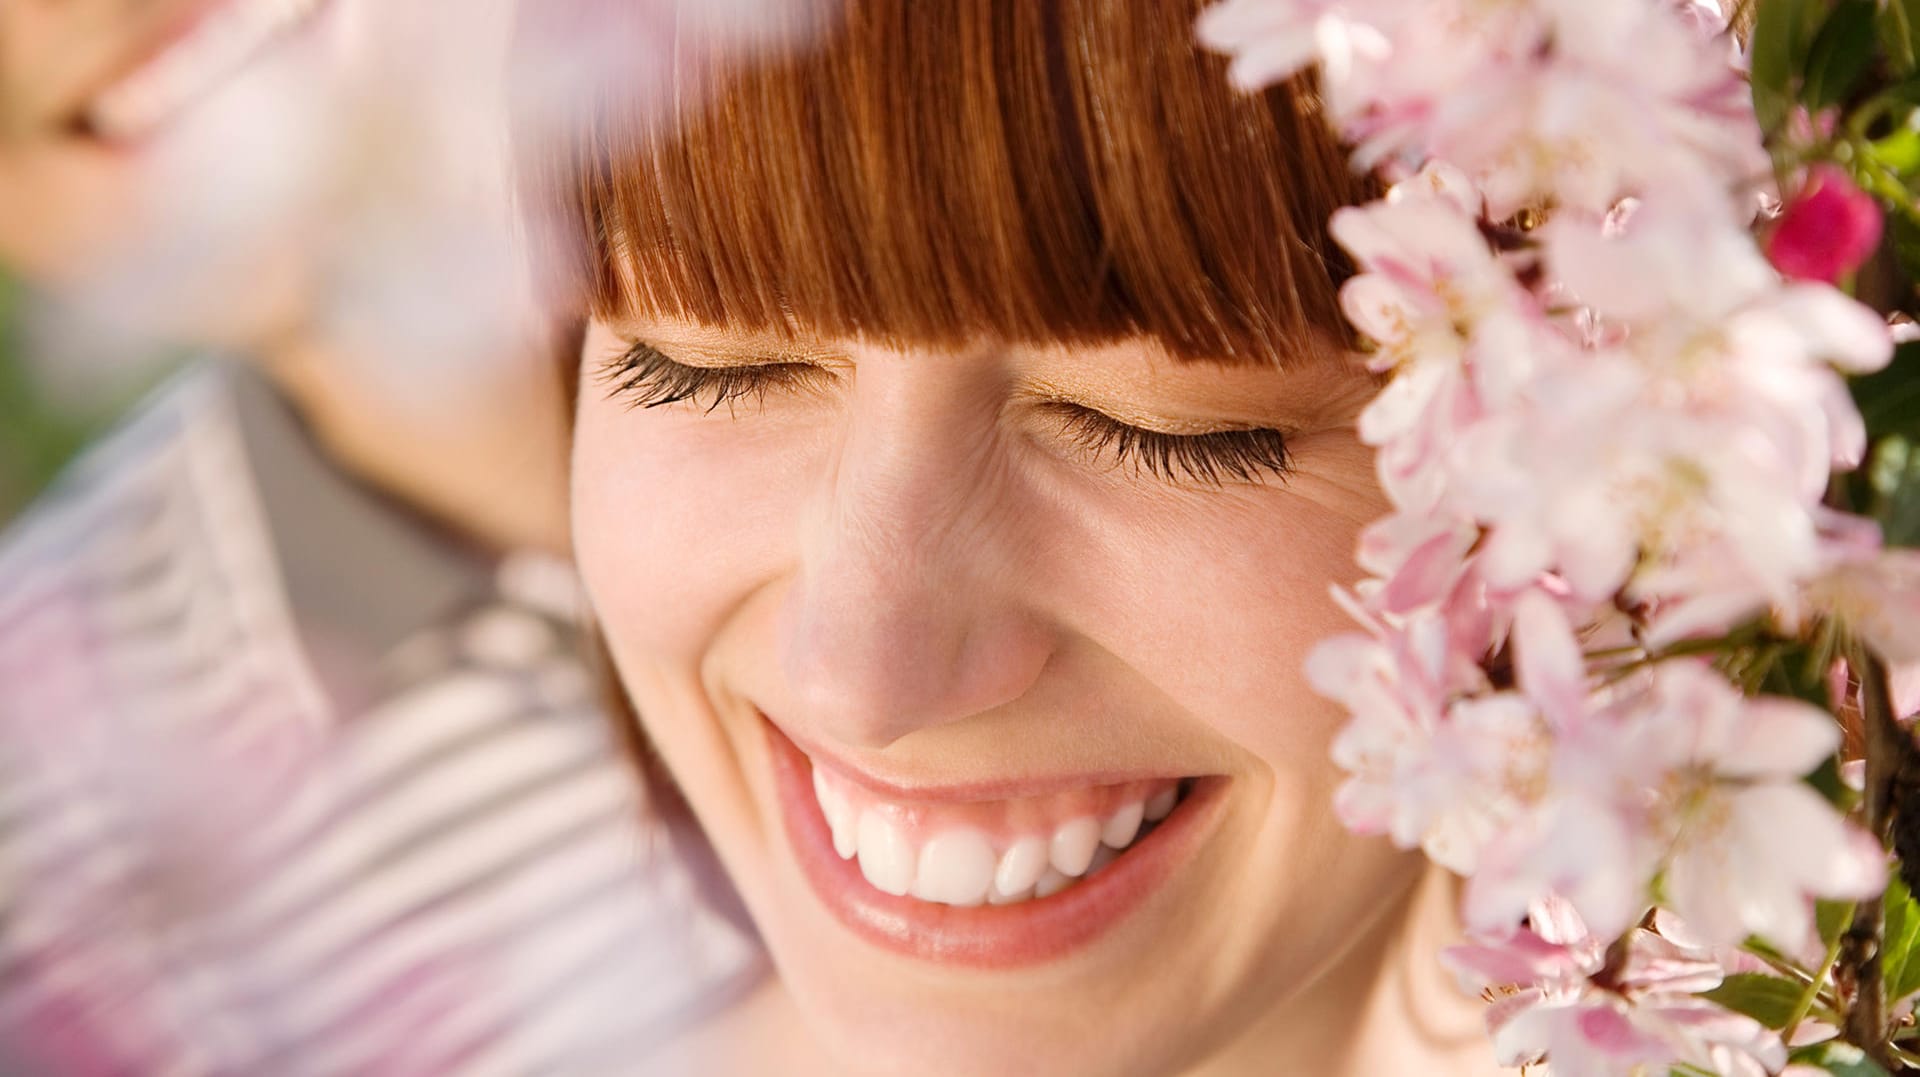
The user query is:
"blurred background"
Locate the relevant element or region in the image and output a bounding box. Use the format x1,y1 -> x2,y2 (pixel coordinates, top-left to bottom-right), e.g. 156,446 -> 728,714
0,4 -> 832,1072
0,277 -> 168,522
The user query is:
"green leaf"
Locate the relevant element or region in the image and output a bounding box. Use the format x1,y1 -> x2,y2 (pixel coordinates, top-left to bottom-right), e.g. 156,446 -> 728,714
1882,876 -> 1920,1005
1698,971 -> 1807,1029
1787,1040 -> 1892,1076
1879,0 -> 1920,75
1752,0 -> 1826,132
1805,1 -> 1881,111
1818,898 -> 1856,945
1862,434 -> 1920,548
1888,209 -> 1920,288
1759,643 -> 1836,709
1851,341 -> 1920,444
1871,123 -> 1920,176
1808,754 -> 1861,810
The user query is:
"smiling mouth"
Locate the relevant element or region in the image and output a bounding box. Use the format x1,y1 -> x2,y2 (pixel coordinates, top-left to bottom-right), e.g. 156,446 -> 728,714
83,0 -> 329,140
762,715 -> 1223,968
810,761 -> 1193,906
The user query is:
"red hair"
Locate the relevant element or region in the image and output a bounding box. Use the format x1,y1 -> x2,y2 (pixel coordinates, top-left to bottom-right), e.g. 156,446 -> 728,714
529,0 -> 1374,365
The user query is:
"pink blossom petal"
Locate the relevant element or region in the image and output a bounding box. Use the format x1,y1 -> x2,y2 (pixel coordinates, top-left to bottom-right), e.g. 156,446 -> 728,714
1772,284 -> 1895,374
1195,0 -> 1329,91
1529,892 -> 1592,947
1477,523 -> 1552,593
1613,931 -> 1724,996
1303,634 -> 1387,700
1490,999 -> 1555,1067
1513,589 -> 1586,729
1657,999 -> 1787,1073
1338,273 -> 1420,347
1735,784 -> 1885,900
1891,661 -> 1920,719
1357,359 -> 1450,445
1223,32 -> 1324,92
1333,774 -> 1398,832
1574,1002 -> 1667,1056
1372,526 -> 1474,614
1839,550 -> 1920,664
1712,698 -> 1839,779
1481,986 -> 1548,1048
1666,820 -> 1766,950
1440,930 -> 1588,989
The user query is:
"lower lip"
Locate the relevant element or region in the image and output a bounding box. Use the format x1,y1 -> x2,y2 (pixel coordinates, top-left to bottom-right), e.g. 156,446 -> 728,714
764,718 -> 1226,969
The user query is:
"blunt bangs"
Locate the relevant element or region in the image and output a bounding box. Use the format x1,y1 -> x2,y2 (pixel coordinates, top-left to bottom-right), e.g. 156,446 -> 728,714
541,0 -> 1376,365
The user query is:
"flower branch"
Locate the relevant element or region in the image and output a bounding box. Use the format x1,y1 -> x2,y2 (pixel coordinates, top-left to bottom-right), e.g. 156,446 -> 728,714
1198,0 -> 1920,1072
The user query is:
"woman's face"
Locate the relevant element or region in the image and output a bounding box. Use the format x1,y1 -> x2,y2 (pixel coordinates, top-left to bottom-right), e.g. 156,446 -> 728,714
572,316 -> 1419,1074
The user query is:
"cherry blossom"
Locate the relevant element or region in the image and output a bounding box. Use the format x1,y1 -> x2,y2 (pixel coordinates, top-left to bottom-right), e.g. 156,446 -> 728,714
1198,0 -> 1906,1067
1199,0 -> 1764,216
1193,0 -> 1394,102
1808,547 -> 1920,666
1305,607 -> 1511,868
1444,900 -> 1785,1077
1634,664 -> 1882,950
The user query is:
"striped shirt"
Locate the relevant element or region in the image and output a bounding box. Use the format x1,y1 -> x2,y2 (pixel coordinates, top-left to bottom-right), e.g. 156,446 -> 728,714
0,362 -> 760,1075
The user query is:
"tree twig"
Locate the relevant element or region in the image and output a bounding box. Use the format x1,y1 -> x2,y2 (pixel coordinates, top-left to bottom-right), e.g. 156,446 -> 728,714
1842,646 -> 1908,1069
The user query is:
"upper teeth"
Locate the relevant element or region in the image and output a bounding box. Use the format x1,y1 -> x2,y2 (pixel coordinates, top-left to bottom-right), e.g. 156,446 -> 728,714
809,767 -> 1181,907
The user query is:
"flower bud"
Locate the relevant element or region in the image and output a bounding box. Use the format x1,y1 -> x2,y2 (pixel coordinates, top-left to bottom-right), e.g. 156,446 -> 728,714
1765,164 -> 1885,284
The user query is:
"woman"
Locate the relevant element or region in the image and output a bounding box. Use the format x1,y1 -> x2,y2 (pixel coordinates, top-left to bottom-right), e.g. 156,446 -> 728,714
542,2 -> 1501,1074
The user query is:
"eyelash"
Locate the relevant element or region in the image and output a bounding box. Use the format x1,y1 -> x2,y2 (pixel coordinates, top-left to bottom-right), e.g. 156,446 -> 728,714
600,340 -> 826,413
600,341 -> 1293,485
1049,406 -> 1293,485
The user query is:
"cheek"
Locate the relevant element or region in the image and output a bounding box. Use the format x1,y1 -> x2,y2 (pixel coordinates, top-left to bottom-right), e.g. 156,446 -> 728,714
571,393 -> 813,664
1057,438 -> 1382,770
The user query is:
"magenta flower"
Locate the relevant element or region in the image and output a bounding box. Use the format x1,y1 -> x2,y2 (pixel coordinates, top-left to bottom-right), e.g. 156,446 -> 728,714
1766,165 -> 1886,284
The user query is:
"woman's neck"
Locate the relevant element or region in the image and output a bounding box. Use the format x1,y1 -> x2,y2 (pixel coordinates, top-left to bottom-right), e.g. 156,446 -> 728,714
1194,861 -> 1501,1077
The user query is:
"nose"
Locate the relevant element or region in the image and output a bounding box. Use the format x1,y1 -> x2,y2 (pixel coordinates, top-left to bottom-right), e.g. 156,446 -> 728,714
775,368 -> 1052,750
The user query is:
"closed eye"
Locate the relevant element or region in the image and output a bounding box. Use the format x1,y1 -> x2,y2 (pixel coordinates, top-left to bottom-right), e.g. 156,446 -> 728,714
1044,403 -> 1293,486
600,339 -> 1293,486
599,340 -> 830,414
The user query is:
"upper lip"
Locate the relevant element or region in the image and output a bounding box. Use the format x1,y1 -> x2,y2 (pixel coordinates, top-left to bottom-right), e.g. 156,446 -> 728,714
762,710 -> 1204,804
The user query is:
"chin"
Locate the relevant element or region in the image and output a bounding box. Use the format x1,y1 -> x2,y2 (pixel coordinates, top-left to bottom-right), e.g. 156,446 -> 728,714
681,711 -> 1268,1076
620,667 -> 1415,1076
